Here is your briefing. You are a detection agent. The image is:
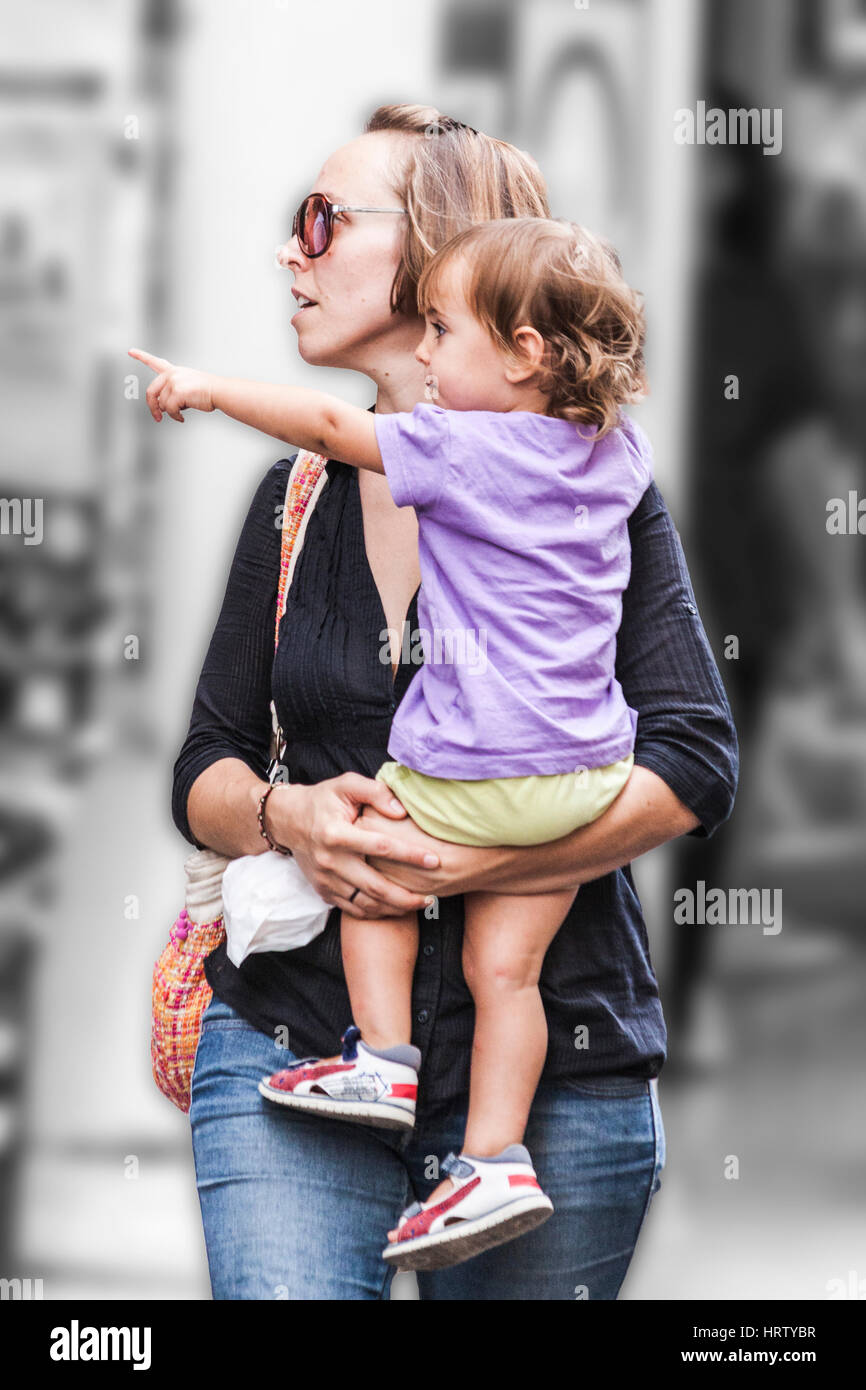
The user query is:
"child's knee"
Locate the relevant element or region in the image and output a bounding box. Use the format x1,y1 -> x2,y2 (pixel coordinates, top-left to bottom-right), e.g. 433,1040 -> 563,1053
462,939 -> 539,1000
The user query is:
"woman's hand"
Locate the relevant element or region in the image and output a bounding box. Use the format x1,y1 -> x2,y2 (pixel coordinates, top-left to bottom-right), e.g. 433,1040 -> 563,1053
361,765 -> 700,899
128,348 -> 218,423
266,773 -> 442,919
360,808 -> 503,900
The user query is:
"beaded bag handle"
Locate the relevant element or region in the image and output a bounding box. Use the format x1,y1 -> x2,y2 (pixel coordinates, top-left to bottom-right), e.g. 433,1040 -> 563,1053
267,448 -> 330,778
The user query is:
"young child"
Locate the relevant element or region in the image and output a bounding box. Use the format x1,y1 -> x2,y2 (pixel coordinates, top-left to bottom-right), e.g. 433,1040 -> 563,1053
130,216 -> 652,1272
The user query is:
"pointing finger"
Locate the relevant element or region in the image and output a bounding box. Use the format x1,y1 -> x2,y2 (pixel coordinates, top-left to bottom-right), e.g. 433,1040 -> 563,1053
129,348 -> 173,374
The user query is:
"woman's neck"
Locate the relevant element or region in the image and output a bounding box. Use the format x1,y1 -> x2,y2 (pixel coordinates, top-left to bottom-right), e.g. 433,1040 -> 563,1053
371,357 -> 427,415
353,322 -> 428,414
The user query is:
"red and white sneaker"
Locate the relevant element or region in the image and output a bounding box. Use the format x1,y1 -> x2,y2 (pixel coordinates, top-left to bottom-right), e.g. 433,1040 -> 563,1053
258,1025 -> 420,1132
382,1144 -> 553,1270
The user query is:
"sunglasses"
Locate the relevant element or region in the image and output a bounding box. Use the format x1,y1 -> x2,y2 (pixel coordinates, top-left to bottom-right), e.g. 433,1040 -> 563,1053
291,192 -> 407,259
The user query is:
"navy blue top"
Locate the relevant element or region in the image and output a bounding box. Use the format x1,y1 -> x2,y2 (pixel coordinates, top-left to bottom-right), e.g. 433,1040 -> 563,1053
172,452 -> 738,1098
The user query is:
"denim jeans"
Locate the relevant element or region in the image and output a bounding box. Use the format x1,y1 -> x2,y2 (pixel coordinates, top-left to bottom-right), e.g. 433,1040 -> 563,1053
190,995 -> 665,1300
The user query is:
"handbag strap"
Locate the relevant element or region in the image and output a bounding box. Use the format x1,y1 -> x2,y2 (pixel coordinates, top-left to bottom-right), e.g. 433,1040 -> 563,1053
267,448 -> 329,778
274,448 -> 330,652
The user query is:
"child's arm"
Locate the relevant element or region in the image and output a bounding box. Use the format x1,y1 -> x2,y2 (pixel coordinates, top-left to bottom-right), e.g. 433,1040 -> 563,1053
215,375 -> 384,472
127,348 -> 384,473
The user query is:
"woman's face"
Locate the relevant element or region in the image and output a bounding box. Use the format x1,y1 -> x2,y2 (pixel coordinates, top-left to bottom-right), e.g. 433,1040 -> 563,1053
278,131 -> 422,373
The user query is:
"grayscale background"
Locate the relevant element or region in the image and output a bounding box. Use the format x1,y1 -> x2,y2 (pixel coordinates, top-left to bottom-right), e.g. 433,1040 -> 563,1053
0,0 -> 864,1300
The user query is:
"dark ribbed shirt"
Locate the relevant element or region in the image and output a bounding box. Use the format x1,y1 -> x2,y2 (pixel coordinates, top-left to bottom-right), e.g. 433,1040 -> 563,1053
172,452 -> 738,1100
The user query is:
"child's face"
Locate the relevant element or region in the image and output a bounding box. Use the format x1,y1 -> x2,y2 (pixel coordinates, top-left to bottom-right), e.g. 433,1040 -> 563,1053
414,260 -> 526,412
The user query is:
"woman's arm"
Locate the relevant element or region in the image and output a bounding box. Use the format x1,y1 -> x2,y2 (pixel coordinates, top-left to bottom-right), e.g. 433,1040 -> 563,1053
361,481 -> 739,902
361,762 -> 695,899
128,348 -> 383,471
171,461 -> 284,851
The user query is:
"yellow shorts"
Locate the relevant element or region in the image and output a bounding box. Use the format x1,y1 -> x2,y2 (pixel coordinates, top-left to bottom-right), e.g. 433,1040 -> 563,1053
375,754 -> 634,847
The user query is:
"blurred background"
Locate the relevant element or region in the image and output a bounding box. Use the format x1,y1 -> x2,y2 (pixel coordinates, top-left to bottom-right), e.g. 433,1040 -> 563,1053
0,0 -> 864,1300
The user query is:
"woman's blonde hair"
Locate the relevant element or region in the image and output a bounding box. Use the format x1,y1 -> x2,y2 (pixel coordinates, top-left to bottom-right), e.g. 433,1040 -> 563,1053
364,104 -> 550,316
418,218 -> 647,438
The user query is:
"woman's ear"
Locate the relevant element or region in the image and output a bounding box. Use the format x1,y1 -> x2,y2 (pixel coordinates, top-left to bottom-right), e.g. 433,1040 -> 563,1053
504,325 -> 546,384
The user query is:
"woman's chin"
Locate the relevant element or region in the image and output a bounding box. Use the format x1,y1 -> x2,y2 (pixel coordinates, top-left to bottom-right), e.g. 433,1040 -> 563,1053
294,333 -> 358,372
292,329 -> 326,366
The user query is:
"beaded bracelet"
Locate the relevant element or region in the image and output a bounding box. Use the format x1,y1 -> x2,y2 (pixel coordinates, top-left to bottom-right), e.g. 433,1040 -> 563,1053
257,783 -> 293,856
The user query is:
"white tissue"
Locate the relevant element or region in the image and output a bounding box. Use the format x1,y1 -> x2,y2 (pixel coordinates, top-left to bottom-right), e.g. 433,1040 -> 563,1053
221,850 -> 333,968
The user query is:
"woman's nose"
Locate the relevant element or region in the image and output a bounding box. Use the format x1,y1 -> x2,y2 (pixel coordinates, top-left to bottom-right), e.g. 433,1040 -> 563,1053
275,234 -> 303,270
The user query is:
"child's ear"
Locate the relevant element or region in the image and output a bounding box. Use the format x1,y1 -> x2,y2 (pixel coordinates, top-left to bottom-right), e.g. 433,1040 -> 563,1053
504,325 -> 546,384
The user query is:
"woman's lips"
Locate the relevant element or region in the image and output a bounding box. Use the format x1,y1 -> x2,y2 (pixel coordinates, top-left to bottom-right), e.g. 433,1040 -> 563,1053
291,306 -> 317,327
291,290 -> 318,320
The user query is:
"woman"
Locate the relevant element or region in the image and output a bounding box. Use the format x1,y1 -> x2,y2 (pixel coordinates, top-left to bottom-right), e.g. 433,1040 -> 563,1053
174,104 -> 738,1300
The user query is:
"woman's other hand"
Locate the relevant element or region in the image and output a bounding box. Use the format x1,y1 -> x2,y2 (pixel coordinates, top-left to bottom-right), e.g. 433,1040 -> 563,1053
363,764 -> 701,901
128,347 -> 217,423
267,773 -> 442,919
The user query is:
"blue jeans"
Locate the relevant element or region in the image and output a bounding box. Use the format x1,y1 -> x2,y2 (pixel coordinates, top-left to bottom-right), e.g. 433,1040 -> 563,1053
190,996 -> 665,1300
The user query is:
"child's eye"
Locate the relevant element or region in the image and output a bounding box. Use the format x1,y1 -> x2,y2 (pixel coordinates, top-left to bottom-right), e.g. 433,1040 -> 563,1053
432,321 -> 446,337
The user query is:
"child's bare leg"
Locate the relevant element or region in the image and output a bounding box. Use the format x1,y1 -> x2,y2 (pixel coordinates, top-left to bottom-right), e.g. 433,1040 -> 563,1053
460,887 -> 578,1155
392,886 -> 577,1220
340,909 -> 418,1051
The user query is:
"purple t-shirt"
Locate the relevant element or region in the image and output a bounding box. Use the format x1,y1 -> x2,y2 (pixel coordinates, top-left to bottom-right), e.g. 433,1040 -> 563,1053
373,404 -> 653,778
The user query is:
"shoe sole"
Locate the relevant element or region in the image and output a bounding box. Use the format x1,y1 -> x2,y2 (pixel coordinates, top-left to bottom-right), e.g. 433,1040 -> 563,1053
257,1079 -> 415,1131
381,1194 -> 554,1270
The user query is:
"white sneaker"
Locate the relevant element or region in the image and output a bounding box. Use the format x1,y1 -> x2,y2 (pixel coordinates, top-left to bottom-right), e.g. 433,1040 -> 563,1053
382,1145 -> 554,1269
258,1025 -> 420,1132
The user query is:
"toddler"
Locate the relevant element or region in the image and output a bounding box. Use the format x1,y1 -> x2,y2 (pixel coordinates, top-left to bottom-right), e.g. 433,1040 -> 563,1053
130,216 -> 652,1271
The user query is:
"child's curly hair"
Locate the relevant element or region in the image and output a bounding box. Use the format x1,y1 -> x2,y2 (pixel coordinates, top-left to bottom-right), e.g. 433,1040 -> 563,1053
417,217 -> 647,437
